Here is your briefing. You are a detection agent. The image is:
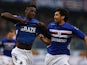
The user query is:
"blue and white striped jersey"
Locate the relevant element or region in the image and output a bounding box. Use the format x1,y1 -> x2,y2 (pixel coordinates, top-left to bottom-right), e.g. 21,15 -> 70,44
47,22 -> 86,55
2,37 -> 16,57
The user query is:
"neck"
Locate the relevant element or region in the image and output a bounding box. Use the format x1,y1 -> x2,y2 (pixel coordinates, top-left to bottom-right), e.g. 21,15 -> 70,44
7,37 -> 12,40
7,35 -> 12,40
25,16 -> 32,20
27,17 -> 32,20
58,20 -> 65,25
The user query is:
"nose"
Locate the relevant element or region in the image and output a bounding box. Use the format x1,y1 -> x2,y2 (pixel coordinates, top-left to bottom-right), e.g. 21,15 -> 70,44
54,15 -> 56,19
32,11 -> 36,15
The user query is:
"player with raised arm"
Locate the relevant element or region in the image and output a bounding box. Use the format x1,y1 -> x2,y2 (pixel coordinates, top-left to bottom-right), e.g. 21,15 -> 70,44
38,8 -> 87,65
1,4 -> 50,65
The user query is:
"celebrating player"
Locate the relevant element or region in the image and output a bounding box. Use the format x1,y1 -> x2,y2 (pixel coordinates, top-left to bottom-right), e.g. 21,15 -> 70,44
1,4 -> 50,65
38,8 -> 87,65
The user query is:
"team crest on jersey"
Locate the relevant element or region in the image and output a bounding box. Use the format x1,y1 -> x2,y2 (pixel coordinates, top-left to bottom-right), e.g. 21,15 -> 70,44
50,29 -> 72,38
21,26 -> 36,33
49,29 -> 72,42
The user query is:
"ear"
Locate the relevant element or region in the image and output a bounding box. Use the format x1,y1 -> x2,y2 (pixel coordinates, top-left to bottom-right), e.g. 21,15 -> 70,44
25,9 -> 27,13
25,7 -> 28,13
61,16 -> 65,20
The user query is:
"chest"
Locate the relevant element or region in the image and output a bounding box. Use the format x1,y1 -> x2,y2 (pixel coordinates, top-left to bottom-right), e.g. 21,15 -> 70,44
49,25 -> 72,38
3,40 -> 15,47
16,23 -> 37,33
20,26 -> 36,33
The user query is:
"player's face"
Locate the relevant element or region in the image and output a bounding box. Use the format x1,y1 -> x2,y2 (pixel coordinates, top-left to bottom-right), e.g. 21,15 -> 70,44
54,11 -> 63,23
8,31 -> 15,39
25,7 -> 36,19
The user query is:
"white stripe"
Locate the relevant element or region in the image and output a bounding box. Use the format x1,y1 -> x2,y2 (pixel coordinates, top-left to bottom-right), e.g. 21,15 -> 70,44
50,29 -> 72,34
16,30 -> 18,35
50,29 -> 72,38
52,34 -> 69,38
51,37 -> 67,42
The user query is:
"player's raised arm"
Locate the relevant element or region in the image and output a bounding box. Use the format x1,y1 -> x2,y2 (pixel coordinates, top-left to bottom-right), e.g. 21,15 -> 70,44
1,12 -> 25,23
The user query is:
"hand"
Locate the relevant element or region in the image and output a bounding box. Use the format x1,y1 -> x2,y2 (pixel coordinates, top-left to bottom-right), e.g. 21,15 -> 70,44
37,34 -> 50,45
37,34 -> 44,39
80,51 -> 87,58
85,50 -> 87,58
1,12 -> 12,17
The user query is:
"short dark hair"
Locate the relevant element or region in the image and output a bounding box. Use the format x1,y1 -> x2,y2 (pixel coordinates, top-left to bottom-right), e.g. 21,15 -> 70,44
7,29 -> 15,33
28,4 -> 37,9
54,8 -> 69,22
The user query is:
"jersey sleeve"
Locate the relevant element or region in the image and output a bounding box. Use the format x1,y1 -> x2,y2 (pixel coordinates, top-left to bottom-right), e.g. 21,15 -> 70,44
11,16 -> 22,24
8,15 -> 24,24
36,26 -> 42,34
72,26 -> 86,39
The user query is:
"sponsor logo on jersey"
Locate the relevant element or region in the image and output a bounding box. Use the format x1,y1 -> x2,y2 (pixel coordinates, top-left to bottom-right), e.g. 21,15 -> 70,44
21,26 -> 36,33
51,37 -> 67,42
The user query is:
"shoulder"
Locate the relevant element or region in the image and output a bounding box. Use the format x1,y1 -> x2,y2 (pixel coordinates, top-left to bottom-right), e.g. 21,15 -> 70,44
32,19 -> 39,23
48,21 -> 56,28
48,21 -> 55,26
17,16 -> 25,19
36,22 -> 46,28
63,22 -> 78,30
1,37 -> 7,42
63,22 -> 72,27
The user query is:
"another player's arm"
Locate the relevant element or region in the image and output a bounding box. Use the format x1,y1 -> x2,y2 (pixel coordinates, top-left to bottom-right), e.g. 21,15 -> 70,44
1,12 -> 25,23
38,34 -> 51,45
37,22 -> 51,45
